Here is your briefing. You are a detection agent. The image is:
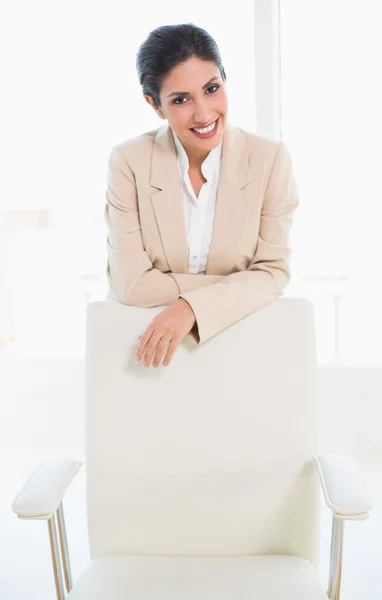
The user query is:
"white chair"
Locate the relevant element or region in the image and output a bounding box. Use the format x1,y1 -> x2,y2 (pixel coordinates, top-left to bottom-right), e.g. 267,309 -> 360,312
11,298 -> 372,599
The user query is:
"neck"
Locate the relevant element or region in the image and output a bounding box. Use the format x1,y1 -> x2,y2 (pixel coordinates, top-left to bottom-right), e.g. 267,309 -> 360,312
185,147 -> 209,171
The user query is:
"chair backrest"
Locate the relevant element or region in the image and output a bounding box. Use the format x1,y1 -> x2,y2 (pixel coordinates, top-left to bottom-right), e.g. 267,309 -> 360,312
85,298 -> 320,565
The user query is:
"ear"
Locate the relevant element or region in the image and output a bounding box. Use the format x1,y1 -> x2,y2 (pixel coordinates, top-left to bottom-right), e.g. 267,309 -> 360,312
144,95 -> 166,120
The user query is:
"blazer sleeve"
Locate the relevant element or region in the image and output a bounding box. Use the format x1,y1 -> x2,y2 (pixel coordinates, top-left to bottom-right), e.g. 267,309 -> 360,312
179,141 -> 299,345
104,145 -> 224,308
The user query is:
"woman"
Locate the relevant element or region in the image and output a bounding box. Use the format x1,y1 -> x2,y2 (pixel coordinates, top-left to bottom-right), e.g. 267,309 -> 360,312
104,23 -> 299,369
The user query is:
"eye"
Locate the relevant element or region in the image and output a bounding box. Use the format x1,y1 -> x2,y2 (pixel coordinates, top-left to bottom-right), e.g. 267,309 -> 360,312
172,96 -> 188,105
171,84 -> 220,105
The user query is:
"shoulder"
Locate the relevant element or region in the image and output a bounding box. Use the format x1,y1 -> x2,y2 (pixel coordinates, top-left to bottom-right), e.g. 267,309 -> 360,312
236,125 -> 282,157
231,125 -> 293,172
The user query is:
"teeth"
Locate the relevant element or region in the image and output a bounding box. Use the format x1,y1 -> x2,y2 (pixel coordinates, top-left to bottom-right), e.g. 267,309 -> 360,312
193,120 -> 217,134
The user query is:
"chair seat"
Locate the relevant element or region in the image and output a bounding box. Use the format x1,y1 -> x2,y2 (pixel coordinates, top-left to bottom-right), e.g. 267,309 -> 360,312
67,554 -> 328,599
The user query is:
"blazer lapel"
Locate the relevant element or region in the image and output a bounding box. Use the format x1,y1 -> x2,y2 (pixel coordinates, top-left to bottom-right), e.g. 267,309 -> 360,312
150,122 -> 251,276
150,124 -> 189,273
205,123 -> 252,275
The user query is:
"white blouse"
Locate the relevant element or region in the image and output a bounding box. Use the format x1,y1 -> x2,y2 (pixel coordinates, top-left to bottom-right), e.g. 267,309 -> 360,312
172,130 -> 222,275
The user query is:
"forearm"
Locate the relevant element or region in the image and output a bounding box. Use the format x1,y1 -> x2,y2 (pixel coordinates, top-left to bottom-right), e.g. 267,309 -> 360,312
107,262 -> 224,308
169,272 -> 225,294
180,264 -> 287,344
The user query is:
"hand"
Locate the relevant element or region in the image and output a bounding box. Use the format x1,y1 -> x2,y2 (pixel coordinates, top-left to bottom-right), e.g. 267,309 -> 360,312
134,298 -> 196,368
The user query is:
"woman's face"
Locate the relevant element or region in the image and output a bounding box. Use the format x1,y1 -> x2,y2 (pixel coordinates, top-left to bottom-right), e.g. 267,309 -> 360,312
145,57 -> 228,159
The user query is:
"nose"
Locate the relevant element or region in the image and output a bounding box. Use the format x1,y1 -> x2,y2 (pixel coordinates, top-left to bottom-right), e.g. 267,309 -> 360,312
193,100 -> 212,127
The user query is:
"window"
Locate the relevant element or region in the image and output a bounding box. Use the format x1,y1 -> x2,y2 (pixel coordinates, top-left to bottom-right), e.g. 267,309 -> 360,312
2,1 -> 256,358
280,0 -> 382,365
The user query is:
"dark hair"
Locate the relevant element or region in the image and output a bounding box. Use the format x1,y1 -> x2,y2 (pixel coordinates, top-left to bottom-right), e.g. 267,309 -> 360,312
136,23 -> 227,107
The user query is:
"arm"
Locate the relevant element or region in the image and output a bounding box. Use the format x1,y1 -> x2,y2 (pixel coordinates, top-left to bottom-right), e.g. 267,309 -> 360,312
179,141 -> 299,344
314,454 -> 372,599
11,457 -> 83,519
105,146 -> 224,307
314,454 -> 372,520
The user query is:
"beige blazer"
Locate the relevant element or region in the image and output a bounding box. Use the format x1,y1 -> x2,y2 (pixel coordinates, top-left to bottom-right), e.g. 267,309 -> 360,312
105,122 -> 299,344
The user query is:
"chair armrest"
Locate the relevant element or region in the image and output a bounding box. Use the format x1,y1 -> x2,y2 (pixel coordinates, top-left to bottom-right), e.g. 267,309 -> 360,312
314,454 -> 372,520
11,457 -> 83,520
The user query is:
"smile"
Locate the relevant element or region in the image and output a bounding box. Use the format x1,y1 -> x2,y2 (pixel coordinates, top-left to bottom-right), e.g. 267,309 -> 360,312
190,117 -> 220,139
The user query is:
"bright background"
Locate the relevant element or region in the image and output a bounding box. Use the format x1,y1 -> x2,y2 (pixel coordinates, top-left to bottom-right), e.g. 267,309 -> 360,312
1,2 -> 382,599
0,0 -> 256,359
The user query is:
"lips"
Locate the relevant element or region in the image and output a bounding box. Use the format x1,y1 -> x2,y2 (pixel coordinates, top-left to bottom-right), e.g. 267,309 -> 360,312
190,118 -> 219,131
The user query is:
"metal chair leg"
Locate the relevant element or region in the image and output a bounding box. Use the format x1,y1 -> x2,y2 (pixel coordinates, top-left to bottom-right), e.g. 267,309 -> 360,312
47,512 -> 66,600
327,516 -> 336,598
330,517 -> 344,600
57,502 -> 73,593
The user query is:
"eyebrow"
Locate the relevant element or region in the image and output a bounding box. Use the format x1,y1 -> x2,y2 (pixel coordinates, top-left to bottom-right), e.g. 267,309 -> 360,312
166,76 -> 220,98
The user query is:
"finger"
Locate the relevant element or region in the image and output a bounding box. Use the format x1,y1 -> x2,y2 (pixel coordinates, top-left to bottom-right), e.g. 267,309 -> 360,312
152,335 -> 172,368
143,330 -> 165,368
135,327 -> 154,362
163,338 -> 181,367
